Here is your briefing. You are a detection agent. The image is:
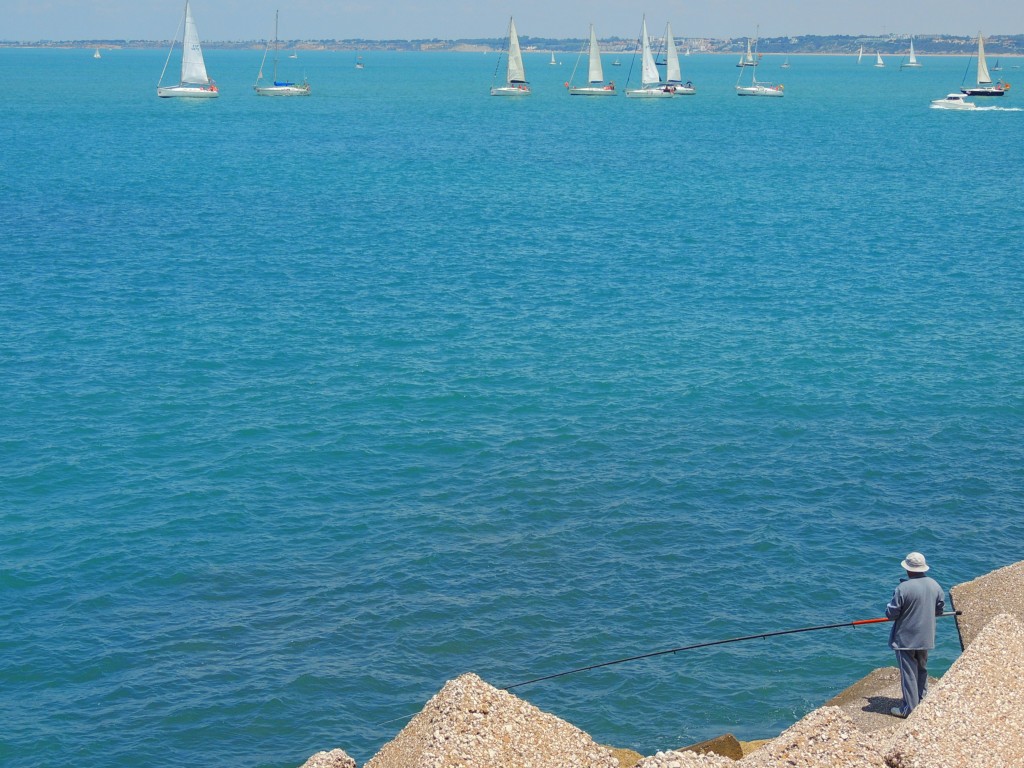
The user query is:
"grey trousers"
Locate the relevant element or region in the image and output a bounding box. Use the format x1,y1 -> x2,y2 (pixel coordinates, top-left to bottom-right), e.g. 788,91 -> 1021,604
895,648 -> 929,714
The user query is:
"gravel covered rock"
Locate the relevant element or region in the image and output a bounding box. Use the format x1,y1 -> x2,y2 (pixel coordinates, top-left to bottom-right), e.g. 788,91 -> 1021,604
634,749 -> 734,767
364,672 -> 619,768
298,748 -> 357,768
950,560 -> 1024,649
885,612 -> 1024,768
738,706 -> 887,767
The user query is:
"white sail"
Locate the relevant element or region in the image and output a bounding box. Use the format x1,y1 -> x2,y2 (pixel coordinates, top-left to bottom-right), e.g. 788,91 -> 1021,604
665,23 -> 682,83
857,45 -> 863,63
908,37 -> 918,64
640,18 -> 659,86
745,38 -> 755,65
976,33 -> 991,84
180,1 -> 211,85
587,24 -> 603,83
506,17 -> 526,84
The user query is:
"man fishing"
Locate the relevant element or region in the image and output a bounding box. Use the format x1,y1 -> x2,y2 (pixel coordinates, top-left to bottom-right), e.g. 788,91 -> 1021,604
885,551 -> 945,718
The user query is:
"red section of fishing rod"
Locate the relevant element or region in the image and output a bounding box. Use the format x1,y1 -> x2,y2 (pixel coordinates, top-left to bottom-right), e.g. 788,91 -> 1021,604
501,611 -> 961,690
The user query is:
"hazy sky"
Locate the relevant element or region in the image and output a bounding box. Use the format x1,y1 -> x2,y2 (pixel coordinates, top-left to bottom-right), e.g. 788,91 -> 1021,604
6,0 -> 1022,42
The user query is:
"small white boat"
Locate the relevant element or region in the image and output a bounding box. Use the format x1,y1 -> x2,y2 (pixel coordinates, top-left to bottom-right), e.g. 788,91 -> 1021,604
931,93 -> 976,110
626,16 -> 673,98
355,55 -> 364,69
157,0 -> 218,98
961,32 -> 1010,96
874,51 -> 885,68
549,52 -> 558,65
902,36 -> 922,68
781,55 -> 791,69
736,37 -> 758,67
93,48 -> 102,59
857,45 -> 864,64
490,17 -> 530,95
612,58 -> 621,66
289,51 -> 298,59
566,24 -> 616,96
254,11 -> 310,96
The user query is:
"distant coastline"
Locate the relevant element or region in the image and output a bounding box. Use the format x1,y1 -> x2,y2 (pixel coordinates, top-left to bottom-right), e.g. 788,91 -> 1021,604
2,32 -> 1022,56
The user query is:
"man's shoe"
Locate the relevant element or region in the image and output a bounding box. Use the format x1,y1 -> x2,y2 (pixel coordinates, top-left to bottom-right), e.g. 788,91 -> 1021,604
890,707 -> 908,718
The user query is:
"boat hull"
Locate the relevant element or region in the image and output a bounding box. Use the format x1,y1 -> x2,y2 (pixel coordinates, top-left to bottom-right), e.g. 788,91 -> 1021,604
254,84 -> 310,96
491,85 -> 531,96
960,87 -> 1006,96
736,85 -> 784,97
568,86 -> 616,96
157,84 -> 219,98
668,84 -> 696,95
625,87 -> 673,98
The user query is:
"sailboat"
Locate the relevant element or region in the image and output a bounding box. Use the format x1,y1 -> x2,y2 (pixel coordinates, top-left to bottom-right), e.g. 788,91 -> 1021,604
254,11 -> 310,96
737,37 -> 758,67
857,45 -> 864,64
93,48 -> 102,59
566,24 -> 616,95
662,22 -> 695,94
355,55 -> 364,69
626,16 -> 673,97
874,51 -> 885,68
490,17 -> 530,95
781,55 -> 791,69
991,58 -> 1002,72
157,1 -> 218,97
549,52 -> 558,65
961,32 -> 1010,96
901,36 -> 922,68
736,33 -> 783,96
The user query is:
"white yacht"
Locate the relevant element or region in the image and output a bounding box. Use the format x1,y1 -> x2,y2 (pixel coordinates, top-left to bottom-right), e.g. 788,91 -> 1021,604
931,93 -> 977,110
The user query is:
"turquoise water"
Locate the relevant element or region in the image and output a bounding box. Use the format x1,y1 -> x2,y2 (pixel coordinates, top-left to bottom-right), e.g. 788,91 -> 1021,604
1,48 -> 1023,767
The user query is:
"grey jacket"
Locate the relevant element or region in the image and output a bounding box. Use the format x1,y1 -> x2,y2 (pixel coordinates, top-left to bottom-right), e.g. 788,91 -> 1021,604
886,575 -> 945,650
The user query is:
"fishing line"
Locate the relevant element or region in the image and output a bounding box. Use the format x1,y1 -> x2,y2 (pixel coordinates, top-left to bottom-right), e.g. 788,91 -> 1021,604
501,612 -> 961,690
375,611 -> 961,725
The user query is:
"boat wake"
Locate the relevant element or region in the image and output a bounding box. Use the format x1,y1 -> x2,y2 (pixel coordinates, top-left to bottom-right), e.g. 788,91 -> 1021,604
975,106 -> 1023,111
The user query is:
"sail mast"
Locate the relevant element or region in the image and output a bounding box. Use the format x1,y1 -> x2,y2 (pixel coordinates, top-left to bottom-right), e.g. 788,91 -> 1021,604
506,17 -> 526,84
180,0 -> 211,85
665,22 -> 681,83
273,10 -> 279,83
587,24 -> 603,84
976,32 -> 991,84
639,17 -> 659,86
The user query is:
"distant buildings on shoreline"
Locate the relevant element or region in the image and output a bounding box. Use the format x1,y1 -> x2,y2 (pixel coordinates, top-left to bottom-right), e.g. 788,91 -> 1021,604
3,33 -> 1023,56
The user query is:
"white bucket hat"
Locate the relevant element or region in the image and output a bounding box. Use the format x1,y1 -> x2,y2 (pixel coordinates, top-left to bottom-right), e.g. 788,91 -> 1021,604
901,552 -> 929,573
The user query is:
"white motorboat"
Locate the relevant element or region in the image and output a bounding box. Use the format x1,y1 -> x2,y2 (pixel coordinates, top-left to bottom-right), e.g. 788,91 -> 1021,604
157,0 -> 218,98
254,11 -> 310,96
566,24 -> 616,96
491,17 -> 530,95
931,93 -> 977,110
626,16 -> 673,98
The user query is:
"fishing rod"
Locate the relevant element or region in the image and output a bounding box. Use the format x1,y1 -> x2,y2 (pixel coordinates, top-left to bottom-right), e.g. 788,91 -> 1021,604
500,611 -> 961,690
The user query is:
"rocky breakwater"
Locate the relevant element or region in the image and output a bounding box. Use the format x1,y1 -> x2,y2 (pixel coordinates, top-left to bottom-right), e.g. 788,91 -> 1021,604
301,560 -> 1024,768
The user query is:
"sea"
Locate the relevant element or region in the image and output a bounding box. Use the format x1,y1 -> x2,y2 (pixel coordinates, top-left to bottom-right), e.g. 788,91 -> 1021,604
1,47 -> 1022,767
